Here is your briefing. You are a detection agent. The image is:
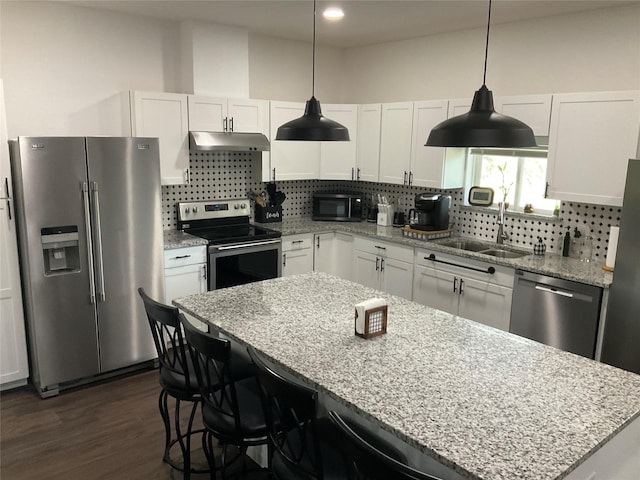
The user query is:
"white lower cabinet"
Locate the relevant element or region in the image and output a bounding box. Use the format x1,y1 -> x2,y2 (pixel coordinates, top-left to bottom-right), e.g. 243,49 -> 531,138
352,237 -> 413,300
164,245 -> 208,331
412,249 -> 514,331
282,234 -> 314,276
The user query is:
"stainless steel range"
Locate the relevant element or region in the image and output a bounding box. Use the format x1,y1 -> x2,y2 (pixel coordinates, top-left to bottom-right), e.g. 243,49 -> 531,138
177,199 -> 282,290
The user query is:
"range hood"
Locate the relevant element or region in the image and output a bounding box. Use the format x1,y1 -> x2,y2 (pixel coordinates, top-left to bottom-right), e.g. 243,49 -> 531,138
189,131 -> 270,152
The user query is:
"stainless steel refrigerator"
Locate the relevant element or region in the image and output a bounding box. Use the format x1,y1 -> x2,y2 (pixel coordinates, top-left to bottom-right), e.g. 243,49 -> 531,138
601,158 -> 640,374
9,136 -> 164,397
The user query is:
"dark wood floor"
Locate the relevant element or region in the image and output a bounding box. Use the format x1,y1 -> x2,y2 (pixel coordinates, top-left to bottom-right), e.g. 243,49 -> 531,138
0,368 -> 267,479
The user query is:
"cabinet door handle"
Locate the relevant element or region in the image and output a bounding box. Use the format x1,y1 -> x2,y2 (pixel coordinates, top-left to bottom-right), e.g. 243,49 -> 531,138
375,257 -> 379,271
374,245 -> 386,250
544,182 -> 550,198
380,258 -> 385,272
409,171 -> 413,185
317,237 -> 320,248
426,253 -> 496,274
453,277 -> 458,293
272,168 -> 276,181
403,171 -> 408,184
223,117 -> 228,132
351,167 -> 355,180
202,264 -> 207,280
230,117 -> 234,132
283,253 -> 287,267
292,240 -> 304,244
459,278 -> 464,295
357,168 -> 361,180
174,254 -> 191,259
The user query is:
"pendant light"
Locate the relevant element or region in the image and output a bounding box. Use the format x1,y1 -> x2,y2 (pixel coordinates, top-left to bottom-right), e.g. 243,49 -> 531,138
426,0 -> 536,148
276,0 -> 350,141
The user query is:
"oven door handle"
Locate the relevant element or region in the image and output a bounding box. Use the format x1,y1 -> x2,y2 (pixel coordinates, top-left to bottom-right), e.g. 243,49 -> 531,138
214,239 -> 281,251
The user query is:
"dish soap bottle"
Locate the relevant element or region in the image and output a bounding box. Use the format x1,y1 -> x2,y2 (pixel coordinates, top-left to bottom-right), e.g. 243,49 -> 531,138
562,229 -> 571,257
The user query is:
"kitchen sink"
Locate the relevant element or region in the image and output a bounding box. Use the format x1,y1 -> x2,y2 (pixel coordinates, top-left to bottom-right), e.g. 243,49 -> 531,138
437,239 -> 493,252
480,249 -> 529,259
437,239 -> 530,259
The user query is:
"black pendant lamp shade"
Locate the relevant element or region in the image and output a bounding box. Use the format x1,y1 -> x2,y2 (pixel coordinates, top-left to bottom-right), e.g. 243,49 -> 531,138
276,96 -> 350,141
425,0 -> 536,148
276,0 -> 350,141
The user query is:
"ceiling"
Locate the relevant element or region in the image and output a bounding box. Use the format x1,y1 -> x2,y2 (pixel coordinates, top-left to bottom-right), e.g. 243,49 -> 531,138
68,0 -> 636,48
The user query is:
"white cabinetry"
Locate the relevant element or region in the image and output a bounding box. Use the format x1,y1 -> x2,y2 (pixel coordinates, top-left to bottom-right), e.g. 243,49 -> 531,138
410,100 -> 465,189
0,79 -> 29,389
130,91 -> 189,185
355,104 -> 382,183
319,104 -> 358,180
282,234 -> 314,276
413,249 -> 514,331
494,94 -> 552,136
188,96 -> 269,134
546,91 -> 640,206
353,237 -> 413,300
379,102 -> 414,185
269,101 -> 320,181
164,246 -> 208,330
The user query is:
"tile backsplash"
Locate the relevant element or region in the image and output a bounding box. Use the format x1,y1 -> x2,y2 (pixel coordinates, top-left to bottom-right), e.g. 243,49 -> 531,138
162,151 -> 621,260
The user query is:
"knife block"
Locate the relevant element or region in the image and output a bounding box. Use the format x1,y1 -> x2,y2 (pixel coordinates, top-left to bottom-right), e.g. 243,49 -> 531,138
255,204 -> 282,223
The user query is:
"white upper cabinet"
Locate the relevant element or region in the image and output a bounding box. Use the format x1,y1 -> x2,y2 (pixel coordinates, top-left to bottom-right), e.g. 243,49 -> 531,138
188,96 -> 268,134
546,91 -> 640,206
494,94 -> 552,136
448,98 -> 473,118
410,100 -> 465,189
130,91 -> 189,185
319,104 -> 358,180
269,101 -> 320,181
356,104 -> 382,183
379,102 -> 414,185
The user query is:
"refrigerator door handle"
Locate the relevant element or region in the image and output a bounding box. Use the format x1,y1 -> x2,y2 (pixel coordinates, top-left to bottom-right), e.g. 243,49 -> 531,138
91,181 -> 106,302
82,182 -> 97,304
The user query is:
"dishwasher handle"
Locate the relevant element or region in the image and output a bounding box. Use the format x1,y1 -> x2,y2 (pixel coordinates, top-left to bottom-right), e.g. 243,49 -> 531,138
535,284 -> 574,298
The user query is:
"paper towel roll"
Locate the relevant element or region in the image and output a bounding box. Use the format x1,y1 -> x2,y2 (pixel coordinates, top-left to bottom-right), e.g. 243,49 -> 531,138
606,226 -> 619,269
355,298 -> 387,334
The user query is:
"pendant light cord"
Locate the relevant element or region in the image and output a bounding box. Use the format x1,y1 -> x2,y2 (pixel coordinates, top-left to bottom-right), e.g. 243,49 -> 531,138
312,0 -> 317,96
483,0 -> 492,86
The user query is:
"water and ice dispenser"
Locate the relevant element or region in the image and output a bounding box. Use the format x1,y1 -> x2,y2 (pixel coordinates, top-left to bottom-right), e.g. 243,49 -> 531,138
41,226 -> 81,275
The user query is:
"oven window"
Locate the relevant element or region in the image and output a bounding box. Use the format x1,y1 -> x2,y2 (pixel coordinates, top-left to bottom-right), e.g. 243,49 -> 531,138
318,199 -> 347,216
214,249 -> 279,289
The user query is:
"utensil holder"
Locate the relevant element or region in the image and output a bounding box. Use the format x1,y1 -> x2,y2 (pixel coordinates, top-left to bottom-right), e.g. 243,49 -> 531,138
254,204 -> 282,223
354,305 -> 388,339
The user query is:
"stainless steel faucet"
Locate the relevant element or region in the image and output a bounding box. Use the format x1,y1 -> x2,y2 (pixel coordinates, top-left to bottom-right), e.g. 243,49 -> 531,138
496,202 -> 509,244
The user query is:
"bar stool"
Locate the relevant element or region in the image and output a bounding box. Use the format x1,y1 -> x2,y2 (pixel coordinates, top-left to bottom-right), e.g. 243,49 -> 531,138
182,317 -> 268,479
138,287 -> 204,479
329,411 -> 444,480
248,347 -> 351,480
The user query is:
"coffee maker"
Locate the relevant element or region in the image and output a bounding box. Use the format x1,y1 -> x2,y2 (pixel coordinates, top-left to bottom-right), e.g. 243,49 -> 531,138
408,193 -> 451,231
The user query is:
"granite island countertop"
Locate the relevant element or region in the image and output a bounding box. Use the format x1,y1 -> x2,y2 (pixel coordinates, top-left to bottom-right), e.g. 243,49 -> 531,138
254,218 -> 614,288
173,272 -> 640,480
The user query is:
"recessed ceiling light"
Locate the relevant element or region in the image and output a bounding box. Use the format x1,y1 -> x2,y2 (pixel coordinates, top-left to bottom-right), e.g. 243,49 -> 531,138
323,7 -> 344,21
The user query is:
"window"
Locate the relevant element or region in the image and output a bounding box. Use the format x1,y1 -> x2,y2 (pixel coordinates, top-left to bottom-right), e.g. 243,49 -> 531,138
468,147 -> 558,214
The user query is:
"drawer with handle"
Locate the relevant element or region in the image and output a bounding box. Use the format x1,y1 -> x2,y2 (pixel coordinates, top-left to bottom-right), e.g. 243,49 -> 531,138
164,246 -> 207,268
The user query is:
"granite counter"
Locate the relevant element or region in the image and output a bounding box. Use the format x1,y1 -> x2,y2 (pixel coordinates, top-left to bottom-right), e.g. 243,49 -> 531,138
174,272 -> 640,480
254,218 -> 614,288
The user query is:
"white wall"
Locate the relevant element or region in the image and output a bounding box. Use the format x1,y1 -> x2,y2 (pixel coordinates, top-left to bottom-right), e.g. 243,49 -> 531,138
0,1 -> 180,138
1,1 -> 638,138
344,3 -> 640,103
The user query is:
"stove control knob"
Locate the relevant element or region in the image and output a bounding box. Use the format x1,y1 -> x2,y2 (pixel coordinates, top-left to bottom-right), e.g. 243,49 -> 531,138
193,206 -> 198,213
185,207 -> 191,214
241,203 -> 246,209
234,204 -> 239,210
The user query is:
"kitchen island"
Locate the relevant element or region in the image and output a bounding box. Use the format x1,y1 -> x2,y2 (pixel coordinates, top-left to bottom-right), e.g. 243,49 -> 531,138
173,272 -> 640,480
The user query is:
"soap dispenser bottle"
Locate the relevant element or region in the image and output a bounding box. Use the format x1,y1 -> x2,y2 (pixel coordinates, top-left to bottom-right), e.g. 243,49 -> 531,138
562,229 -> 571,257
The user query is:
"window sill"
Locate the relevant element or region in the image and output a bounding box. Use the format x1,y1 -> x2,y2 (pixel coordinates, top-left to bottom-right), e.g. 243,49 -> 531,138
459,204 -> 562,222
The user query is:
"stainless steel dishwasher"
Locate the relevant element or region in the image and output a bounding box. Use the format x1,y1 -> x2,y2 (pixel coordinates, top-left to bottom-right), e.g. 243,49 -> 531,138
509,270 -> 603,359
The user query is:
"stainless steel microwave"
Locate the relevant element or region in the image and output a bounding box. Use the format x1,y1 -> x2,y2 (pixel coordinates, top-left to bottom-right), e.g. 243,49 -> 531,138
312,193 -> 363,222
